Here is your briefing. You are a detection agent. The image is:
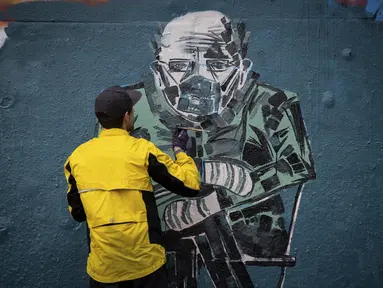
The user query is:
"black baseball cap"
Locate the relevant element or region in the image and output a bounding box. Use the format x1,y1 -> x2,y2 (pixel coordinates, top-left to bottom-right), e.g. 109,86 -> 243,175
95,86 -> 142,122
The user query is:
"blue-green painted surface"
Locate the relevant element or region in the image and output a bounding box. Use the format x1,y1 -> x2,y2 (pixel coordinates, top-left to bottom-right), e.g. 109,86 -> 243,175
0,1 -> 382,287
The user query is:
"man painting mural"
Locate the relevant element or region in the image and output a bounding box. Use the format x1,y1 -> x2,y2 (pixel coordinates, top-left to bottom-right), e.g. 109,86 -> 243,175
127,10 -> 316,288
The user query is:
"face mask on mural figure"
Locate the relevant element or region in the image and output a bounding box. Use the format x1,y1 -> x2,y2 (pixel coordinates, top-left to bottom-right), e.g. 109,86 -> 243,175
150,11 -> 253,123
165,77 -> 221,115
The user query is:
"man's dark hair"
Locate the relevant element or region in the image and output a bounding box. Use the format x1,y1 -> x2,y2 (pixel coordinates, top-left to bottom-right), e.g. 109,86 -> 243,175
96,107 -> 132,129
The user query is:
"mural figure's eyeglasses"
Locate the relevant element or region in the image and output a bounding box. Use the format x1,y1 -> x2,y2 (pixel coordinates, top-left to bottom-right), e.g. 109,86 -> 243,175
151,60 -> 235,73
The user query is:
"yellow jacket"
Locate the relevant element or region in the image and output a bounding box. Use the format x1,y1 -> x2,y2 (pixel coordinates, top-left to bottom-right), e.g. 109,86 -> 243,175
64,128 -> 200,283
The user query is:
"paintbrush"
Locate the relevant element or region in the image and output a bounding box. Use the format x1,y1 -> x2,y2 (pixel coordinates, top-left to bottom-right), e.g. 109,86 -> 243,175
176,125 -> 209,133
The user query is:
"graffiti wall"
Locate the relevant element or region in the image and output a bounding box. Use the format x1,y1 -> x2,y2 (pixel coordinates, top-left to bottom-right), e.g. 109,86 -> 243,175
1,1 -> 382,288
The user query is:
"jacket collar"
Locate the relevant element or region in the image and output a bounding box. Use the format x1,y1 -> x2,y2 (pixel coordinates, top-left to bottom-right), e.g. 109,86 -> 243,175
99,128 -> 130,137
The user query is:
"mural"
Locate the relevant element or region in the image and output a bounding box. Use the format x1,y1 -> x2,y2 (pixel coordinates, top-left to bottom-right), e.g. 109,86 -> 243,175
111,10 -> 316,288
0,22 -> 7,50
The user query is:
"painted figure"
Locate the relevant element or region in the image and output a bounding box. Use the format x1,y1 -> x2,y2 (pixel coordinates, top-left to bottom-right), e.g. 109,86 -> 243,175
129,10 -> 316,288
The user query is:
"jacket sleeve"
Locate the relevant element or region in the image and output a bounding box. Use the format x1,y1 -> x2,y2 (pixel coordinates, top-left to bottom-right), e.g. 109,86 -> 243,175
64,158 -> 86,222
147,143 -> 200,197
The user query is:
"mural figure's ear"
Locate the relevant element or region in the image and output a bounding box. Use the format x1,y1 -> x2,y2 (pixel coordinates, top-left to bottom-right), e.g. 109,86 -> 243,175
150,60 -> 170,89
148,36 -> 162,60
240,31 -> 251,58
242,59 -> 253,72
238,58 -> 253,88
236,21 -> 252,58
149,60 -> 159,74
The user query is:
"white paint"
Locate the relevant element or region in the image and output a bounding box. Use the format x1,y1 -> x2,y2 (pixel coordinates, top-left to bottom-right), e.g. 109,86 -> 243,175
164,192 -> 220,231
0,26 -> 8,50
216,162 -> 228,187
160,11 -> 230,63
232,163 -> 240,189
204,161 -> 253,196
241,166 -> 253,196
205,162 -> 213,182
286,184 -> 304,255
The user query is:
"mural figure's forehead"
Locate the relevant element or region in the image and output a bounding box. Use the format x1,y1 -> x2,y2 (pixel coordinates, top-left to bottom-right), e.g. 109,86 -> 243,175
163,11 -> 229,34
160,11 -> 231,58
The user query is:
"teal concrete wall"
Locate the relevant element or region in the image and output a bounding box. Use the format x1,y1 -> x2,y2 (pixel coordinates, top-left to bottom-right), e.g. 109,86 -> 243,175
0,1 -> 382,287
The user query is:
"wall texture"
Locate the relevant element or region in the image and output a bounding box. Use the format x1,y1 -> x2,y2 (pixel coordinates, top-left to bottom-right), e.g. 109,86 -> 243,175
0,1 -> 382,288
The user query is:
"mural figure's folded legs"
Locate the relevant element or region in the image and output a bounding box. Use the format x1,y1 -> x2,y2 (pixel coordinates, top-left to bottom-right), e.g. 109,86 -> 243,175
166,238 -> 198,288
197,212 -> 254,288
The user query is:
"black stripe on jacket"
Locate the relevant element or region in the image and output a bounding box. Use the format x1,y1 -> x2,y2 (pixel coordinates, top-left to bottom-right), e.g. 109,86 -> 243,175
147,153 -> 199,197
65,162 -> 86,222
141,191 -> 163,245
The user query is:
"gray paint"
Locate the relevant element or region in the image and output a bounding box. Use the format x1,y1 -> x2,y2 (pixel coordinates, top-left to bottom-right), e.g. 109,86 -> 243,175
0,0 -> 382,287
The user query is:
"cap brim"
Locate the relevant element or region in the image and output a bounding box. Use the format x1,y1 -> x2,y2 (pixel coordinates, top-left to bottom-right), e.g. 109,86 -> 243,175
127,89 -> 142,106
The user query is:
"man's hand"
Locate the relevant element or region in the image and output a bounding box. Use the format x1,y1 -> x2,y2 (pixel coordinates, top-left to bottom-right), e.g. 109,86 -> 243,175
172,128 -> 188,153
